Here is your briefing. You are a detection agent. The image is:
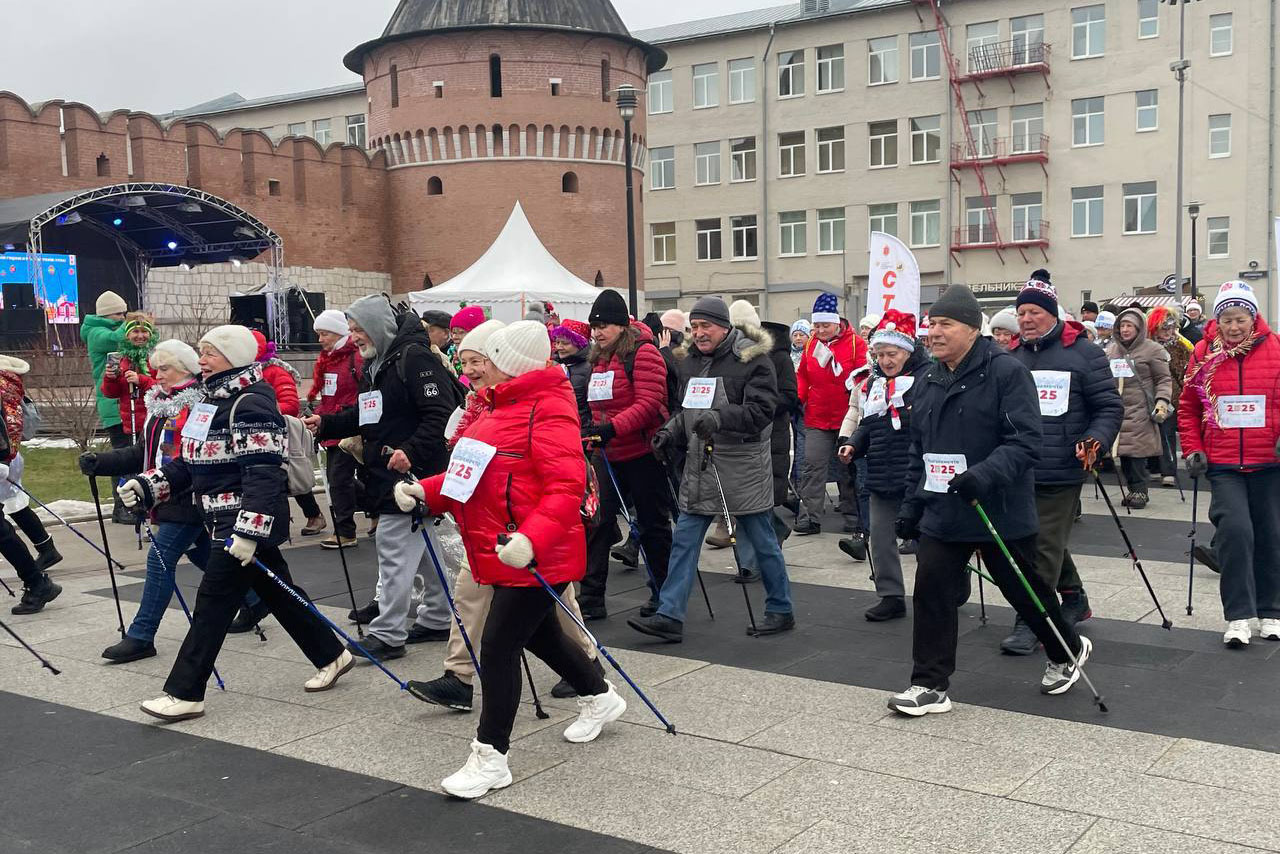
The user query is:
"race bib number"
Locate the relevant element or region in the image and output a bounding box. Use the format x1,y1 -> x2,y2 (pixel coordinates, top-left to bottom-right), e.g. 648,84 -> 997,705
181,403 -> 218,442
440,438 -> 498,503
923,453 -> 968,494
588,371 -> 615,402
1218,395 -> 1266,429
683,377 -> 718,410
1032,371 -> 1071,418
358,390 -> 383,425
1110,358 -> 1134,379
864,378 -> 888,416
323,373 -> 338,396
812,340 -> 833,368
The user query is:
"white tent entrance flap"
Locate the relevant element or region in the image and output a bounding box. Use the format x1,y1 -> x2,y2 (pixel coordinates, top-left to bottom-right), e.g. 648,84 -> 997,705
407,202 -> 632,323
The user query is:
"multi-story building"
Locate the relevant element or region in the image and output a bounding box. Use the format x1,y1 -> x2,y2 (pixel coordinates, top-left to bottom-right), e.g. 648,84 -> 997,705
635,0 -> 1279,321
170,84 -> 370,149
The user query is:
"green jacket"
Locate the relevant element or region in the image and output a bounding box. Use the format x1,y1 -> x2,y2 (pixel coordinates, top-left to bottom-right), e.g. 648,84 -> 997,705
82,314 -> 125,428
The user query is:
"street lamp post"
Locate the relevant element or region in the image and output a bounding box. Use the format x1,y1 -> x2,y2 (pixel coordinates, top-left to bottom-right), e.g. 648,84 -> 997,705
1188,201 -> 1201,303
1164,0 -> 1201,307
615,83 -> 639,317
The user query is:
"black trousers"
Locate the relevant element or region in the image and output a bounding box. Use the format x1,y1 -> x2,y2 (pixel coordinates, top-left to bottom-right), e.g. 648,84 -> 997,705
476,584 -> 606,754
912,534 -> 1082,691
293,491 -> 321,520
0,510 -> 39,586
9,506 -> 50,547
1119,456 -> 1150,495
164,543 -> 342,701
581,452 -> 672,603
325,448 -> 358,538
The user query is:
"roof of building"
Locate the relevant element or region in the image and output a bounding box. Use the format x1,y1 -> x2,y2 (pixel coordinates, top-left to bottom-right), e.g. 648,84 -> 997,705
170,82 -> 365,119
634,0 -> 907,46
344,0 -> 667,74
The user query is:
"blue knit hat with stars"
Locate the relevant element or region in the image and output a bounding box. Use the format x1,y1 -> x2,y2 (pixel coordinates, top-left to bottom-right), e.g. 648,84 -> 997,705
812,292 -> 840,325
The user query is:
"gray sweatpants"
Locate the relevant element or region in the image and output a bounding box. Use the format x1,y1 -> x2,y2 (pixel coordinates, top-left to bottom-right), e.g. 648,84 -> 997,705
869,494 -> 905,599
368,513 -> 452,645
798,426 -> 855,528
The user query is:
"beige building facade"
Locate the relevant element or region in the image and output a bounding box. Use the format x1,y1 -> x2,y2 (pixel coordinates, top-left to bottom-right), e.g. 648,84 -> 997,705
172,84 -> 370,149
635,0 -> 1280,323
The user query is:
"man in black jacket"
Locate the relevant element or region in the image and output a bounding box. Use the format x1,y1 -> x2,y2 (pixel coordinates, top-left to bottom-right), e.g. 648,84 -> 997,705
889,286 -> 1092,716
307,296 -> 464,661
1005,275 -> 1123,653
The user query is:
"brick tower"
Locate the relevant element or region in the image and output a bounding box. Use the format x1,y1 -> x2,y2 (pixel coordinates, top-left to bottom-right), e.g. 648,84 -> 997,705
345,0 -> 665,295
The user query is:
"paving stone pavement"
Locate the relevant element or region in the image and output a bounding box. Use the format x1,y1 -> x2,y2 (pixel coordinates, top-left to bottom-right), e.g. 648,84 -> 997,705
0,478 -> 1276,854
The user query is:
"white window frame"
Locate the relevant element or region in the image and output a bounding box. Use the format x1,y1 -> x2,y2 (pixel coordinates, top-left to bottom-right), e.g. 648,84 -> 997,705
312,119 -> 332,146
1071,186 -> 1104,238
817,126 -> 845,173
778,50 -> 805,98
694,141 -> 721,186
909,200 -> 940,248
778,131 -> 806,178
728,58 -> 756,104
1123,182 -> 1158,235
693,63 -> 720,109
730,137 -> 757,182
696,218 -> 723,261
817,44 -> 845,93
649,146 -> 675,190
650,222 -> 676,265
964,197 -> 996,245
818,207 -> 846,254
1010,104 -> 1044,153
1011,193 -> 1043,241
1072,5 -> 1106,60
1072,96 -> 1105,147
779,211 -> 807,257
1206,216 -> 1230,258
967,109 -> 997,159
868,36 -> 898,85
346,114 -> 367,147
1209,13 -> 1233,57
287,122 -> 306,137
648,71 -> 672,114
1135,90 -> 1159,132
966,21 -> 999,74
1010,14 -> 1045,66
1138,0 -> 1159,39
910,115 -> 941,164
1208,114 -> 1231,158
731,215 -> 758,260
909,31 -> 940,81
869,120 -> 898,169
868,203 -> 898,239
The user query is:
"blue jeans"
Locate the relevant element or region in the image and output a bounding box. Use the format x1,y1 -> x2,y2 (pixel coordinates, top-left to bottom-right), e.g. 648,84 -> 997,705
658,511 -> 793,624
128,522 -> 212,643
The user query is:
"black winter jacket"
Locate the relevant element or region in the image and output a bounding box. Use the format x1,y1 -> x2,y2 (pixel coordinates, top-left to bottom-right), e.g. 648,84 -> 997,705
761,321 -> 799,505
900,336 -> 1042,542
556,350 -> 592,426
849,345 -> 932,499
1009,321 -> 1123,486
318,314 -> 465,514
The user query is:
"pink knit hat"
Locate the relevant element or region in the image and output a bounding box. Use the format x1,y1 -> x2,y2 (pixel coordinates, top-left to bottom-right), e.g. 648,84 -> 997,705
450,305 -> 487,332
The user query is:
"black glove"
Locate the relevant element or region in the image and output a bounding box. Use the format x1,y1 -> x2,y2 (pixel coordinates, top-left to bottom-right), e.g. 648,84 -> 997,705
692,411 -> 721,440
895,514 -> 921,541
651,429 -> 673,462
78,452 -> 98,476
582,422 -> 615,445
947,470 -> 984,505
1186,451 -> 1208,479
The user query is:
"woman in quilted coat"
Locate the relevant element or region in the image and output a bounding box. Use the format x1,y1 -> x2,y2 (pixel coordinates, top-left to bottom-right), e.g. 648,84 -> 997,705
1104,308 -> 1172,509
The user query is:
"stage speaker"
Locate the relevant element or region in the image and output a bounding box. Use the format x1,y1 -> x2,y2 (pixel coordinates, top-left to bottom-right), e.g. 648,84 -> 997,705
2,308 -> 44,336
3,282 -> 36,310
286,290 -> 325,345
228,294 -> 268,333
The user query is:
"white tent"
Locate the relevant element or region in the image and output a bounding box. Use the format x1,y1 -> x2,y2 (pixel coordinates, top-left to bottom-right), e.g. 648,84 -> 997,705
407,201 -> 629,323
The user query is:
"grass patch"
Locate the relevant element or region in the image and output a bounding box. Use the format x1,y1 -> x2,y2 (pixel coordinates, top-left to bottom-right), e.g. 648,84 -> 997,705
18,445 -> 112,505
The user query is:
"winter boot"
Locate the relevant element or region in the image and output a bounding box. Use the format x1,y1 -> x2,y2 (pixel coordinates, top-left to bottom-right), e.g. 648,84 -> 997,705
11,574 -> 61,615
32,538 -> 63,573
1058,588 -> 1093,625
838,535 -> 868,561
441,740 -> 512,799
626,613 -> 683,642
610,535 -> 640,568
750,611 -> 796,636
227,600 -> 270,634
563,681 -> 627,743
1000,617 -> 1041,655
101,636 -> 157,663
864,596 -> 906,622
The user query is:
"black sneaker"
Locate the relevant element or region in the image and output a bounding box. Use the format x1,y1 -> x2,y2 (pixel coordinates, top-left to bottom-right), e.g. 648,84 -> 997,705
406,624 -> 449,644
102,636 -> 157,663
348,635 -> 406,661
897,539 -> 917,555
1000,617 -> 1041,656
838,536 -> 867,561
228,600 -> 270,634
11,575 -> 61,615
1193,544 -> 1222,575
33,539 -> 63,572
1127,492 -> 1149,510
1058,588 -> 1093,625
750,611 -> 795,636
579,597 -> 607,621
610,536 -> 639,568
887,685 -> 952,716
734,567 -> 760,584
348,600 -> 379,624
551,657 -> 606,699
407,671 -> 473,711
639,595 -> 660,617
864,596 -> 906,622
793,522 -> 822,536
626,613 -> 684,643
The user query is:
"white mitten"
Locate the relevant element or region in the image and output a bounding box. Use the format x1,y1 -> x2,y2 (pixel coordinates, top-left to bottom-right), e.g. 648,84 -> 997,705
496,533 -> 535,569
226,534 -> 257,566
118,478 -> 145,509
394,480 -> 425,513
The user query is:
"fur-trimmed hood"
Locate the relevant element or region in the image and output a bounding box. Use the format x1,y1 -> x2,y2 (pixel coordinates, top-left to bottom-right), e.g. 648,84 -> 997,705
675,321 -> 772,363
0,355 -> 30,375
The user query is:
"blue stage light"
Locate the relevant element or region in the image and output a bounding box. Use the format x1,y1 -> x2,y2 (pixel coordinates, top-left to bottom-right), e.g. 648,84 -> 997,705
167,241 -> 178,250
112,218 -> 123,226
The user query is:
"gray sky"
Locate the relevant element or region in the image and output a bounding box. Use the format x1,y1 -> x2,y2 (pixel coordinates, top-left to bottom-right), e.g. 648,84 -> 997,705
0,0 -> 781,114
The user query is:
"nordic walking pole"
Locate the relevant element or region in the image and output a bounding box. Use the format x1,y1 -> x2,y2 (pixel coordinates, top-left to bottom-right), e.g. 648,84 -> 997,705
0,574 -> 12,597
597,452 -> 662,596
1090,468 -> 1173,629
704,443 -> 758,636
521,652 -> 550,719
972,502 -> 1108,713
86,477 -> 127,637
0,618 -> 60,674
417,517 -> 481,677
499,534 -> 676,734
661,470 -> 714,620
975,552 -> 988,626
1187,475 -> 1199,616
229,540 -> 409,690
141,521 -> 224,691
330,507 -> 364,639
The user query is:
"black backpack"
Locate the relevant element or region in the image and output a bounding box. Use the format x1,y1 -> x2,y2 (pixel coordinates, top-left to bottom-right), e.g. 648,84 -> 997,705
621,340 -> 680,415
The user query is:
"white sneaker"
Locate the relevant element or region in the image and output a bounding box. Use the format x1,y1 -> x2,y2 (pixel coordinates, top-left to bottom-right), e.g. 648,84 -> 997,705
563,680 -> 626,743
1224,619 -> 1253,648
887,685 -> 952,716
1260,619 -> 1280,641
1041,635 -> 1093,695
304,650 -> 354,693
140,693 -> 205,722
440,739 -> 512,799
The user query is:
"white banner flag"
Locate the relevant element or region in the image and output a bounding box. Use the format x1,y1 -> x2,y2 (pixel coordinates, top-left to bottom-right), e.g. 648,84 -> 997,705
868,231 -> 921,317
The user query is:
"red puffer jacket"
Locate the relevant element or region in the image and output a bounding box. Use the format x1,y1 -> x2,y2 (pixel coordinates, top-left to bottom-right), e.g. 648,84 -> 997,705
796,323 -> 868,431
252,331 -> 301,417
587,323 -> 669,462
306,338 -> 363,448
100,355 -> 155,434
421,365 -> 586,587
1178,316 -> 1280,470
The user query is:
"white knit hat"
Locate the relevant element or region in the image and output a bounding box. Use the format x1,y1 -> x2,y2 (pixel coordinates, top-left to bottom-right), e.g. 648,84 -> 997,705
95,290 -> 128,316
1095,310 -> 1117,330
989,307 -> 1019,333
459,319 -> 506,356
859,313 -> 882,330
728,299 -> 761,328
198,325 -> 258,369
313,309 -> 349,337
1213,280 -> 1260,318
485,320 -> 551,377
149,339 -> 200,376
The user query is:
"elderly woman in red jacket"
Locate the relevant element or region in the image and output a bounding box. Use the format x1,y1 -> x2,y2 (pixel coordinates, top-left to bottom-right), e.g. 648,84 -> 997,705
305,310 -> 363,549
1180,281 -> 1280,649
394,321 -> 622,799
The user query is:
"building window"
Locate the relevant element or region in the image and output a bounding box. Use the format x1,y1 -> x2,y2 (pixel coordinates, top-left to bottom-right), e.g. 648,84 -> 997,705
869,120 -> 898,168
490,54 -> 503,97
779,131 -> 806,177
1138,0 -> 1159,39
1135,90 -> 1159,132
910,115 -> 941,163
651,222 -> 676,264
1011,104 -> 1044,153
696,218 -> 723,261
778,50 -> 805,97
1123,181 -> 1158,234
434,82 -> 444,98
731,215 -> 758,259
648,70 -> 672,114
1210,13 -> 1233,56
695,141 -> 721,185
1207,216 -> 1230,258
550,79 -> 561,96
779,211 -> 807,256
268,179 -> 282,197
427,176 -> 443,195
869,203 -> 898,238
1011,15 -> 1045,65
390,64 -> 399,108
966,21 -> 999,73
964,197 -> 996,244
1072,6 -> 1106,59
287,122 -> 306,137
967,109 -> 997,158
730,136 -> 756,181
693,62 -> 719,108
649,147 -> 674,190
346,114 -> 367,147
909,31 -> 940,81
1072,96 -> 1105,146
561,172 -> 578,193
95,153 -> 110,177
909,200 -> 940,247
1072,186 -> 1104,237
817,44 -> 845,92
601,59 -> 610,101
313,119 -> 332,146
1012,192 -> 1043,240
817,126 -> 845,172
729,58 -> 756,103
868,36 -> 898,85
1209,114 -> 1232,158
818,207 -> 845,253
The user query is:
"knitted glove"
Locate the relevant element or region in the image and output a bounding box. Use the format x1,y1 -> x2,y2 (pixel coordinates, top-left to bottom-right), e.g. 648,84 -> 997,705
78,452 -> 98,476
226,534 -> 257,567
118,478 -> 145,509
394,480 -> 425,513
1153,399 -> 1171,423
496,532 -> 534,569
